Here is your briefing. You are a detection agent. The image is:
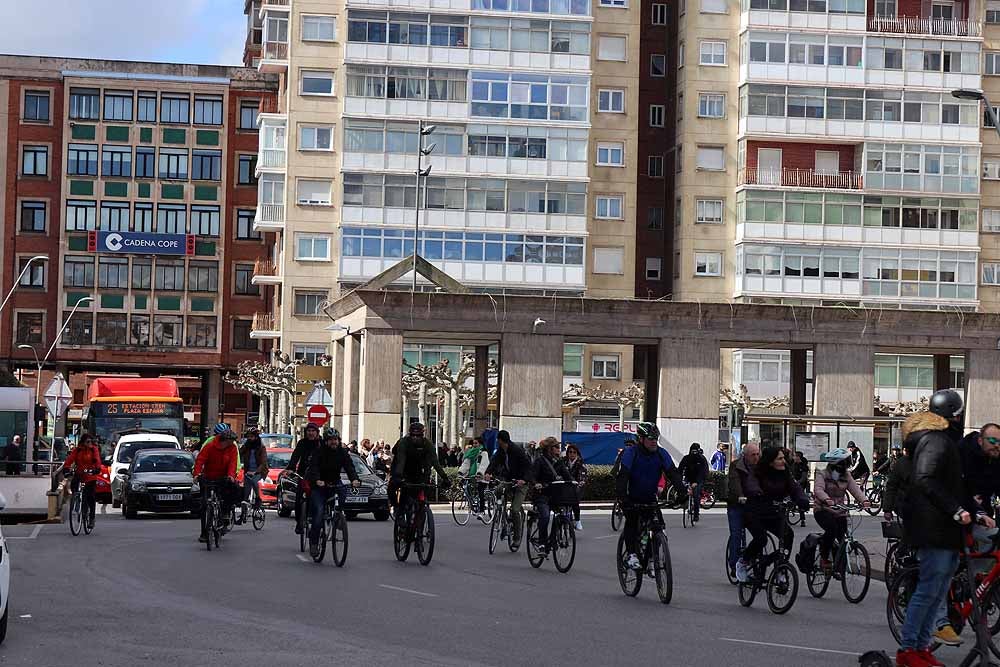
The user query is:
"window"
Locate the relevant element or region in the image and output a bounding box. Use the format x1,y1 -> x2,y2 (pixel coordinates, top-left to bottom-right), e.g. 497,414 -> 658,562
469,70 -> 587,120
236,209 -> 261,240
815,150 -> 840,175
300,125 -> 334,150
699,40 -> 726,65
651,54 -> 666,76
652,3 -> 667,23
984,209 -> 1000,232
152,315 -> 183,347
600,0 -> 628,6
593,247 -> 625,274
155,259 -> 185,291
22,145 -> 48,176
191,150 -> 221,181
99,202 -> 130,231
990,5 -> 1000,22
95,313 -> 127,346
646,257 -> 663,280
137,93 -> 157,122
296,233 -> 331,260
23,90 -> 50,122
102,145 -> 132,177
592,354 -> 620,379
15,313 -> 43,345
598,89 -> 625,113
130,314 -> 149,346
986,52 -> 1000,75
302,70 -> 335,95
63,256 -> 95,287
132,258 -> 152,289
294,291 -> 327,316
985,158 -> 1000,180
563,343 -> 584,377
695,251 -> 722,276
103,91 -> 133,121
696,199 -> 724,224
648,206 -> 664,229
237,155 -> 257,185
188,262 -> 219,292
597,142 -> 625,166
98,256 -> 129,288
67,144 -> 97,176
696,145 -> 725,170
160,95 -> 190,124
983,262 -> 1000,285
158,148 -> 188,180
649,104 -> 665,127
596,195 -> 624,219
698,92 -> 725,118
239,100 -> 259,130
65,200 -> 96,231
190,205 -> 220,236
20,201 -> 45,232
193,96 -> 223,125
648,155 -> 664,177
297,179 -> 332,205
293,344 -> 328,365
156,205 -> 186,235
597,35 -> 627,61
701,0 -> 727,11
18,257 -> 44,288
64,314 -> 93,346
135,147 -> 155,178
233,320 -> 256,350
69,88 -> 99,120
235,264 -> 258,296
303,14 -> 336,41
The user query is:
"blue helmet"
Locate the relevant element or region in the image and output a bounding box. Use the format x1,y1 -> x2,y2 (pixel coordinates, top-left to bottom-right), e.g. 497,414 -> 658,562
820,448 -> 851,463
213,422 -> 231,435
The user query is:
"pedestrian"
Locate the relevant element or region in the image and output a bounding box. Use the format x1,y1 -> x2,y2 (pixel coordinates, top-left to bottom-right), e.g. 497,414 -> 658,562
872,448 -> 890,477
726,442 -> 760,576
710,442 -> 728,472
790,450 -> 810,526
895,389 -> 971,666
32,439 -> 41,475
564,444 -> 587,530
846,441 -> 870,488
5,435 -> 22,475
348,440 -> 359,455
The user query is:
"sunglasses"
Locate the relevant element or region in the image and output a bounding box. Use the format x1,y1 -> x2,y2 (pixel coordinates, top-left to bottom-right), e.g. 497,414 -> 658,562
985,437 -> 1000,446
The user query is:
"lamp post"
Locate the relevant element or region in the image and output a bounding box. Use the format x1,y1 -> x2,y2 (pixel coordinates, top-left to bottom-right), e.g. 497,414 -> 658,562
411,121 -> 436,293
952,89 -> 1000,139
0,255 -> 48,316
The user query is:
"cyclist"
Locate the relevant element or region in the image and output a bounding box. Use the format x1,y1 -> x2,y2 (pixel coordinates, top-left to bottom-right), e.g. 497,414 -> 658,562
390,422 -> 452,513
727,442 -> 762,576
529,437 -> 574,553
735,447 -> 810,583
813,448 -> 869,573
484,430 -> 532,549
287,423 -> 322,535
305,428 -> 361,557
239,428 -> 268,521
846,441 -> 870,489
458,436 -> 490,519
678,443 -> 709,523
564,444 -> 587,530
615,422 -> 685,571
63,433 -> 102,527
193,429 -> 240,543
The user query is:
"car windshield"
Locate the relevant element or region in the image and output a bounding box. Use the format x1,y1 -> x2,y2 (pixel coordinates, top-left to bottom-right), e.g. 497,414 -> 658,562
261,435 -> 292,448
117,441 -> 178,463
350,453 -> 374,475
267,451 -> 291,468
134,453 -> 193,473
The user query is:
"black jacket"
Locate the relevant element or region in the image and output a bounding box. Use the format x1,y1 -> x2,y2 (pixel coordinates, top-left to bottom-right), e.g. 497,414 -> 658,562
902,411 -> 965,550
678,453 -> 708,485
849,449 -> 870,478
288,437 -> 321,476
530,454 -> 574,500
306,445 -> 359,485
883,455 -> 912,517
957,431 -> 1000,516
485,443 -> 532,482
391,435 -> 449,484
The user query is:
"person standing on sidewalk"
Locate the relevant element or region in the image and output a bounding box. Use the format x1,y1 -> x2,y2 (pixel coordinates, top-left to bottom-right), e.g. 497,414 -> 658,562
896,389 -> 970,667
564,444 -> 587,530
711,443 -> 728,472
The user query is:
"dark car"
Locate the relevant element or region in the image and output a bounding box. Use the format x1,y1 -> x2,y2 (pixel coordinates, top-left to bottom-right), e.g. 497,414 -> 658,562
277,452 -> 389,521
120,449 -> 198,519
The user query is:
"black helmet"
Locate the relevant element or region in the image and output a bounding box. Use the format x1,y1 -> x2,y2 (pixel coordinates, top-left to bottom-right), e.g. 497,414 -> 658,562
929,389 -> 964,420
689,442 -> 702,455
636,422 -> 660,440
409,422 -> 425,435
323,427 -> 341,441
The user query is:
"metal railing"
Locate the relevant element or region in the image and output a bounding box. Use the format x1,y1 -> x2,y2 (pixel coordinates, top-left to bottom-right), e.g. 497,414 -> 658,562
252,312 -> 279,332
262,0 -> 290,6
740,167 -> 863,190
258,147 -> 286,169
0,460 -> 62,477
867,15 -> 982,37
263,41 -> 289,61
253,258 -> 279,277
256,203 -> 285,225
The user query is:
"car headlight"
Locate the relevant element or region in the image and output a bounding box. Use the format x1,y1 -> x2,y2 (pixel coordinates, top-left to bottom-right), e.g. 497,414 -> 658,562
372,484 -> 388,498
190,480 -> 200,494
130,481 -> 146,492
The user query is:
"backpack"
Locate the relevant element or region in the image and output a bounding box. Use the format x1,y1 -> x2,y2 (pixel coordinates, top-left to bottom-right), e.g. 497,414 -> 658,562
795,533 -> 822,575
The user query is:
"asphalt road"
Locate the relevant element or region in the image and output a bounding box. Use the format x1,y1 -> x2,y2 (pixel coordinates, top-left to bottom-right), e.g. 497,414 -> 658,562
0,506 -> 948,666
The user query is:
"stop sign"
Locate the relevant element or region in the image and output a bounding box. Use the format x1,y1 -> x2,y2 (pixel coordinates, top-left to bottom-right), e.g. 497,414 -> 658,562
307,405 -> 330,427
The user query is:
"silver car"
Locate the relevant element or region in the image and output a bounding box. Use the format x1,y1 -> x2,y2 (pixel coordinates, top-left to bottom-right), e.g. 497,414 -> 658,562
120,449 -> 198,519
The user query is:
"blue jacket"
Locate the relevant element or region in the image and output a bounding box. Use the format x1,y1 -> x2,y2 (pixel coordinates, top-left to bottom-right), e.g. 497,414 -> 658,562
616,445 -> 682,502
710,450 -> 726,471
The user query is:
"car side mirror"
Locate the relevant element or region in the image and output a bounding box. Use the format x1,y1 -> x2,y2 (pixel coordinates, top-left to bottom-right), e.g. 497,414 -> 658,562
102,456 -> 112,466
375,470 -> 387,480
118,470 -> 130,479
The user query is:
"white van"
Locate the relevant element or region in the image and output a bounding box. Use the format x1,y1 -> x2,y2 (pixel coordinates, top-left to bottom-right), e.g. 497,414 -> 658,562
109,433 -> 182,507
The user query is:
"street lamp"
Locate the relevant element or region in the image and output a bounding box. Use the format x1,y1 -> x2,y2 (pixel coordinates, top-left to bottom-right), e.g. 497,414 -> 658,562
16,344 -> 43,406
952,89 -> 1000,139
411,121 -> 436,293
0,255 -> 48,316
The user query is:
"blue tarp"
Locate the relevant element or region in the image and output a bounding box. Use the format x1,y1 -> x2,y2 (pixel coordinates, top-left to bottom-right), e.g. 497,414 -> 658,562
561,432 -> 630,465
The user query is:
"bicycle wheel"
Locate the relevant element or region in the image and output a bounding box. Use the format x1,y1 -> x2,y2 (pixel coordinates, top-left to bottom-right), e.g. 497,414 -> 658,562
212,507 -> 221,548
865,489 -> 882,516
725,536 -> 738,585
313,516 -> 328,563
884,541 -> 900,590
480,490 -> 496,525
652,532 -> 673,604
738,580 -> 757,607
526,515 -> 544,568
489,509 -> 502,555
416,506 -> 435,566
69,494 -> 82,536
617,533 -> 642,596
611,501 -> 623,532
767,562 -> 799,615
298,499 -> 307,553
985,583 -> 1000,660
204,503 -> 215,551
886,566 -> 920,647
452,490 -> 471,526
252,506 -> 265,531
509,510 -> 524,552
700,491 -> 716,511
682,504 -> 689,528
806,549 -> 831,598
552,517 -> 576,574
331,512 -> 348,567
83,500 -> 94,534
393,511 -> 411,562
841,540 -> 871,604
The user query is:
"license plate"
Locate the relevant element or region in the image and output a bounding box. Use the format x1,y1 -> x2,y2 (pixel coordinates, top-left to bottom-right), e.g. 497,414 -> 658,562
345,495 -> 368,504
156,494 -> 183,501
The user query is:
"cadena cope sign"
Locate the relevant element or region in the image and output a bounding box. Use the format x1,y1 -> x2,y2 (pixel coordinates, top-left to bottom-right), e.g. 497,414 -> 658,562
88,231 -> 195,255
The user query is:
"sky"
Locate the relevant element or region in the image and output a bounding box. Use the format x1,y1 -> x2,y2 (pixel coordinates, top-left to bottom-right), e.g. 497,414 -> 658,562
0,0 -> 247,66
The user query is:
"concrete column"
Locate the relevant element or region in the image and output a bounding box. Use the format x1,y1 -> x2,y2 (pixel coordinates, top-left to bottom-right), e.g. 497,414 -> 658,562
642,344 -> 659,422
965,350 -> 1000,431
331,338 -> 345,424
277,391 -> 289,434
203,369 -> 221,428
790,348 -> 808,415
498,333 -> 564,443
358,330 -> 403,444
656,338 -> 720,461
473,345 -> 490,437
933,353 -> 952,391
341,334 -> 361,440
812,343 -> 873,416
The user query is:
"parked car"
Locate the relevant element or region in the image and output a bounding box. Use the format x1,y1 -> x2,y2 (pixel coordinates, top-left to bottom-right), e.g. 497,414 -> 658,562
110,433 -> 182,507
259,433 -> 293,449
120,449 -> 198,519
276,453 -> 389,521
0,492 -> 10,644
255,447 -> 291,508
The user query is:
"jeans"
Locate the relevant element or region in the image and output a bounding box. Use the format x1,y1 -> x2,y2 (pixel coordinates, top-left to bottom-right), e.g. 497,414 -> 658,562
243,472 -> 261,505
727,506 -> 745,568
901,547 -> 960,650
534,498 -> 552,547
294,481 -> 307,531
308,485 -> 345,544
814,510 -> 848,560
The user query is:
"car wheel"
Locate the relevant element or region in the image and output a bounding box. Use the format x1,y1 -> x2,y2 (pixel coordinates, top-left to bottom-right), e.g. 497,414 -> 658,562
112,499 -> 121,509
277,502 -> 291,518
124,497 -> 137,520
374,510 -> 390,522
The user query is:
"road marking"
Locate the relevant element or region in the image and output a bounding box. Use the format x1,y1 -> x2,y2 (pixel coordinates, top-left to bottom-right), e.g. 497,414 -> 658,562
378,584 -> 438,598
594,534 -> 618,540
7,525 -> 42,540
19,614 -> 31,619
719,638 -> 856,656
295,554 -> 310,563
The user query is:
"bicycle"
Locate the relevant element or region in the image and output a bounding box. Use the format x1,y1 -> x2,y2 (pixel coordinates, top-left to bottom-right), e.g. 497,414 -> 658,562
488,481 -> 524,555
616,501 -> 673,604
611,499 -> 624,532
525,481 -> 577,573
726,529 -> 777,585
233,472 -> 266,531
882,519 -> 916,591
452,475 -> 492,526
805,504 -> 872,603
310,483 -> 348,567
68,469 -> 99,536
783,496 -> 807,531
737,505 -> 799,614
864,474 -> 885,517
394,482 -> 438,566
200,480 -> 226,551
682,489 -> 698,528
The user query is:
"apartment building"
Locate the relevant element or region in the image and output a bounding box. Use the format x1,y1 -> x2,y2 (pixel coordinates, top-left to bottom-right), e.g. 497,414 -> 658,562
0,55 -> 278,432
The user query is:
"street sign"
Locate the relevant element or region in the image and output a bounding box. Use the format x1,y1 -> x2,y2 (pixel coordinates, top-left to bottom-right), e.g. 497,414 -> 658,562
304,382 -> 335,408
43,373 -> 73,418
307,405 -> 330,427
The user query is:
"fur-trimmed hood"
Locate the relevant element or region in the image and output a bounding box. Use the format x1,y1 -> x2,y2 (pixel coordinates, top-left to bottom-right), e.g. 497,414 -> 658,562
902,411 -> 950,441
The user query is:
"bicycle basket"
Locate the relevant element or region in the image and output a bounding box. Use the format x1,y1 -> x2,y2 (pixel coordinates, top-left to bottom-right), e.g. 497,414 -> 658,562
545,483 -> 579,508
881,521 -> 903,540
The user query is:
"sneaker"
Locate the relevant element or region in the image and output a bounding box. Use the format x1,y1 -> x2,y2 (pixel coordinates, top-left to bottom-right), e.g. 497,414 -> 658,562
574,520 -> 583,531
198,534 -> 208,543
625,553 -> 641,570
932,625 -> 962,647
895,649 -> 930,667
918,650 -> 944,667
735,559 -> 750,583
309,540 -> 320,559
294,523 -> 303,535
820,558 -> 833,575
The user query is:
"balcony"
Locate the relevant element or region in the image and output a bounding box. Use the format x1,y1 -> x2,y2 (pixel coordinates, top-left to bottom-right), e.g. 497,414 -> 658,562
740,167 -> 863,190
258,0 -> 290,18
867,15 -> 982,37
250,312 -> 281,340
254,203 -> 285,232
257,114 -> 286,173
258,40 -> 288,73
251,259 -> 283,285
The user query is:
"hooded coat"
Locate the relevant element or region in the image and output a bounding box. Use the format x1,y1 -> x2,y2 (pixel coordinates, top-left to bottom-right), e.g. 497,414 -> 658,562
901,411 -> 965,550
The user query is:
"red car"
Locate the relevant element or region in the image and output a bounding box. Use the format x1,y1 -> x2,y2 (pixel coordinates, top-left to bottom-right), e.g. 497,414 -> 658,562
94,464 -> 112,504
258,447 -> 291,507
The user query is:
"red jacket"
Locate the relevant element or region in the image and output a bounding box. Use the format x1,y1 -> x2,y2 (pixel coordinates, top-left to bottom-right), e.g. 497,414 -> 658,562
64,444 -> 102,482
193,437 -> 237,480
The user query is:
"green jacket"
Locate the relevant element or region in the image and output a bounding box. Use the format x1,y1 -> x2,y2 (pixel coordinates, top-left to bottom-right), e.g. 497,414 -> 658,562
463,445 -> 485,476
